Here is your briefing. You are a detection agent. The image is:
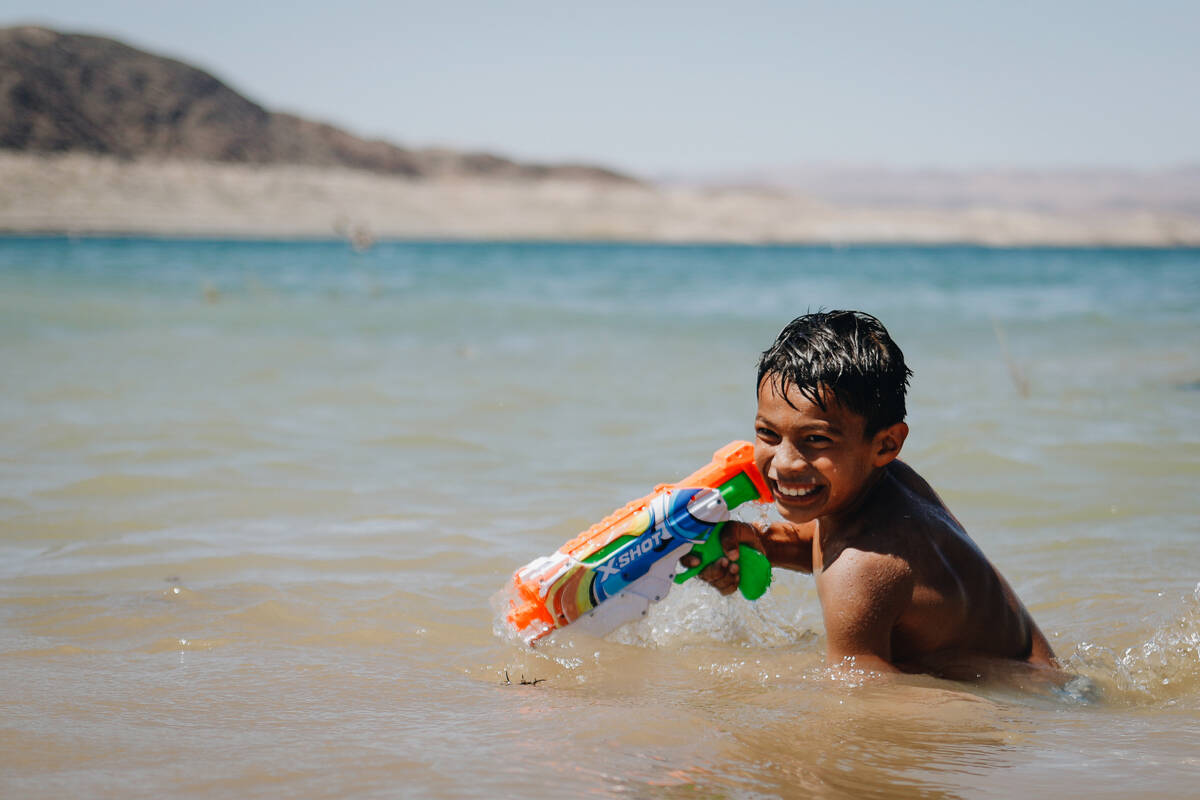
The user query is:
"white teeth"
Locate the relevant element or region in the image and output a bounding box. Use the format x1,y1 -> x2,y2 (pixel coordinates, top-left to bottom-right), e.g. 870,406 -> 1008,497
776,484 -> 819,498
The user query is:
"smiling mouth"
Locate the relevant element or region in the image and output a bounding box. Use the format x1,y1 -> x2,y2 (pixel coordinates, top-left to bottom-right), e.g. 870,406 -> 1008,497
773,482 -> 823,500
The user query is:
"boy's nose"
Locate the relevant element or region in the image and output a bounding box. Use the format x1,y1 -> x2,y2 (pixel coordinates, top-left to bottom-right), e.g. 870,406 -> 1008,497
772,440 -> 807,472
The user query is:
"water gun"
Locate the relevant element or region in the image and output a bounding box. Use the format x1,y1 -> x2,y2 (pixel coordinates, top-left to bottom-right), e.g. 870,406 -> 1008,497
495,441 -> 774,646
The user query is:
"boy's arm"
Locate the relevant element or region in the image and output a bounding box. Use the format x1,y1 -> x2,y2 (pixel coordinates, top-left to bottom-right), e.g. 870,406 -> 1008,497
681,520 -> 816,595
759,521 -> 817,573
817,548 -> 914,674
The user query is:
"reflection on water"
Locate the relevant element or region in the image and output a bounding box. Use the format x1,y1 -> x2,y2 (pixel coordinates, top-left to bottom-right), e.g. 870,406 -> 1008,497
724,686 -> 1022,799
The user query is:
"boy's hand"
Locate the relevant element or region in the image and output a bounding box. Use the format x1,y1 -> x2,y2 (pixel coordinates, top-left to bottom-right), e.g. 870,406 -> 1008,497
678,521 -> 766,596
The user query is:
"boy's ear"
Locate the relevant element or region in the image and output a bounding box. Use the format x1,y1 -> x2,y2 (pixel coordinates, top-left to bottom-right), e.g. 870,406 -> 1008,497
871,422 -> 908,467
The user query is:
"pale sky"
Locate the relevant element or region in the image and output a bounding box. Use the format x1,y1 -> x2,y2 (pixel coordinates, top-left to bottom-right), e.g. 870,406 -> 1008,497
5,1 -> 1199,177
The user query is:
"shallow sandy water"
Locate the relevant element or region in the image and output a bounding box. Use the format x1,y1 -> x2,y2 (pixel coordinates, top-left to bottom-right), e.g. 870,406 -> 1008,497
2,239 -> 1198,798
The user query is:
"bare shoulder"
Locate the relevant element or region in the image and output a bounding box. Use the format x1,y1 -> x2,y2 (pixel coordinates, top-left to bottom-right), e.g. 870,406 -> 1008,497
884,460 -> 945,507
818,547 -> 914,614
875,461 -> 970,540
821,546 -> 913,585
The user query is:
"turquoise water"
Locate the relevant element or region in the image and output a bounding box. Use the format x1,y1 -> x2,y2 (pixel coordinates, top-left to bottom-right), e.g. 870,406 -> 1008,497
2,237 -> 1199,798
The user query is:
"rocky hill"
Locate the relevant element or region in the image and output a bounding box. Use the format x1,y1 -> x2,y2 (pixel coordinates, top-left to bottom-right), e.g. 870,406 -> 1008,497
0,25 -> 634,182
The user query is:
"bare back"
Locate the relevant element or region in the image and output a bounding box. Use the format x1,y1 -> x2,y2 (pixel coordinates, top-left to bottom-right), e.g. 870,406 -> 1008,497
813,461 -> 1055,671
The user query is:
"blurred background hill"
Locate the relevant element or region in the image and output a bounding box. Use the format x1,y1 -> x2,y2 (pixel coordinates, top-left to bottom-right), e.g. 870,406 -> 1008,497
0,26 -> 631,182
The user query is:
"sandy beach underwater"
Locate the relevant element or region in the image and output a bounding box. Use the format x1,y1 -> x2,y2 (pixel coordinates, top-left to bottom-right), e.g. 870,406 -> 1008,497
3,152 -> 1199,246
2,237 -> 1198,798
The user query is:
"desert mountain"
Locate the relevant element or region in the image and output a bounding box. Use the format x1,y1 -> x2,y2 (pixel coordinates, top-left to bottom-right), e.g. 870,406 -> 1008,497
0,25 -> 634,182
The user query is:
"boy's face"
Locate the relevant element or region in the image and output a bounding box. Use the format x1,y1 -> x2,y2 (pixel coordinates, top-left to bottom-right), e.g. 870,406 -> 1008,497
754,377 -> 906,524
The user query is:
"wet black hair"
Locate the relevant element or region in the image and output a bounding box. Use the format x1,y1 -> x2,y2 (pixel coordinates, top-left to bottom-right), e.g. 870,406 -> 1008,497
756,310 -> 912,436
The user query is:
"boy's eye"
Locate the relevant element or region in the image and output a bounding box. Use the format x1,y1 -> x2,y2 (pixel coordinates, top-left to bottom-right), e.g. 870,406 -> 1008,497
806,434 -> 832,445
756,427 -> 779,442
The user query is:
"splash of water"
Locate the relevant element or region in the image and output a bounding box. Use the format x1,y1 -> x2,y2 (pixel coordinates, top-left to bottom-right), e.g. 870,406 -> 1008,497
605,581 -> 813,648
1069,582 -> 1200,703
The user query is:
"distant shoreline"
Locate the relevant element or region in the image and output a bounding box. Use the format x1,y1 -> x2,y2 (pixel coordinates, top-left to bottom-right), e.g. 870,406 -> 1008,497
4,153 -> 1199,247
5,232 -> 1200,252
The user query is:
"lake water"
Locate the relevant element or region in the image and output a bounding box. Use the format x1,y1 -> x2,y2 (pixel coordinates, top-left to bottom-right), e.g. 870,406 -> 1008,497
1,237 -> 1198,798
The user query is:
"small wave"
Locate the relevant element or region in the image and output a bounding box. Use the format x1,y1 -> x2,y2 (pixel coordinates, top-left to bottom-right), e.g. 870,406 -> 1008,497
363,433 -> 488,452
1068,582 -> 1200,704
36,473 -> 204,499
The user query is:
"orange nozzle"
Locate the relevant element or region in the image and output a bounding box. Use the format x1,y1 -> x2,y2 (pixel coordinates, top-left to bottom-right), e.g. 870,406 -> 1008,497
669,440 -> 771,503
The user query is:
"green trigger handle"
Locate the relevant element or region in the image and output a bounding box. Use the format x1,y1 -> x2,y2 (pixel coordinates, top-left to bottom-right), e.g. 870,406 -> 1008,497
673,526 -> 772,600
672,471 -> 773,600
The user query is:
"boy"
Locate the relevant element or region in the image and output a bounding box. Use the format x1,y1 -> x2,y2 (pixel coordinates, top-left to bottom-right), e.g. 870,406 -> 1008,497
682,310 -> 1057,677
